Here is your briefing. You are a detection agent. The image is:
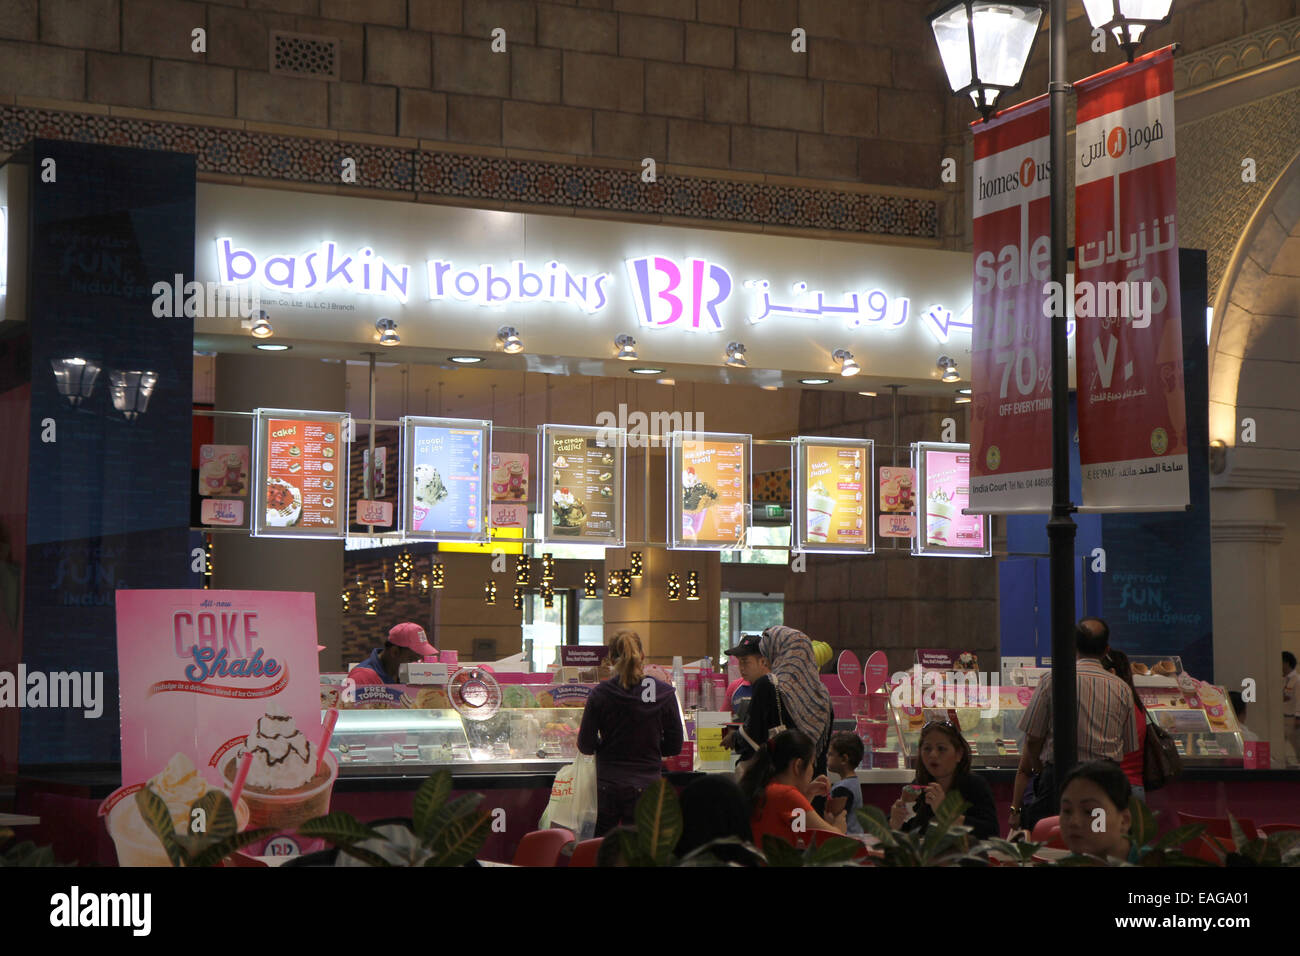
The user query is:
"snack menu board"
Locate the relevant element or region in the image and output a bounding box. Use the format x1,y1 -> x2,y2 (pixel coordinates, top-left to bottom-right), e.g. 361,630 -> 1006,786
794,437 -> 873,553
669,431 -> 751,549
541,424 -> 625,547
253,409 -> 349,538
912,443 -> 990,558
400,417 -> 491,542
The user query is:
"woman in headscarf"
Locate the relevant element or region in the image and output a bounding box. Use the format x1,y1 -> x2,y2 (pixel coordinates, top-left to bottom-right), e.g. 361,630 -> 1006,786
757,625 -> 835,779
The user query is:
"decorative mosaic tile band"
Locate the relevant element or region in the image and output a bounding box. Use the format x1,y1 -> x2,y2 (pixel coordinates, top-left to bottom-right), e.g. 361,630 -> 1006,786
0,105 -> 941,240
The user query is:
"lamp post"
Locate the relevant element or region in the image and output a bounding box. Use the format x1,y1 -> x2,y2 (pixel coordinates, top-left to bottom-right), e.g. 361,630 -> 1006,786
930,0 -> 1173,785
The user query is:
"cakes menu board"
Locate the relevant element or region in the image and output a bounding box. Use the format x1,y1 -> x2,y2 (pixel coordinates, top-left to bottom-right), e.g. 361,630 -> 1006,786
400,416 -> 491,542
253,409 -> 350,538
794,437 -> 874,553
669,432 -> 751,549
541,424 -> 625,547
912,442 -> 991,557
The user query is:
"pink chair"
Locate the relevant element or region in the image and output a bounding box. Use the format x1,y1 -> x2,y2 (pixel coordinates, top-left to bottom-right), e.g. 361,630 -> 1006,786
568,838 -> 603,868
1030,815 -> 1060,843
512,828 -> 575,867
1260,823 -> 1300,836
1176,812 -> 1258,841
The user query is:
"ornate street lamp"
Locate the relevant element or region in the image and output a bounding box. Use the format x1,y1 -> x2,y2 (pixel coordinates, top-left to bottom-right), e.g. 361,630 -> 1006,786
109,370 -> 158,421
1081,0 -> 1174,61
928,1 -> 1043,121
51,357 -> 101,406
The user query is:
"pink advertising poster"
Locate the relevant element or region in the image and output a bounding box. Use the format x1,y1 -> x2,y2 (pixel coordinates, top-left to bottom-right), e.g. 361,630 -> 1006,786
916,445 -> 990,557
106,589 -> 331,864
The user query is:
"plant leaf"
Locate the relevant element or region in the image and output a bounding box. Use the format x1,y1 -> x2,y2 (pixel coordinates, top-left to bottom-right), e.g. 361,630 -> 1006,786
337,843 -> 396,867
1128,795 -> 1158,847
760,835 -> 807,867
190,828 -> 279,868
919,791 -> 969,862
425,808 -> 494,867
611,827 -> 650,867
188,789 -> 238,844
412,769 -> 454,842
1152,823 -> 1205,852
856,806 -> 896,847
423,793 -> 485,850
134,787 -> 189,868
296,811 -> 385,846
1268,830 -> 1300,854
634,779 -> 683,866
1227,813 -> 1250,853
676,836 -> 764,868
807,835 -> 864,866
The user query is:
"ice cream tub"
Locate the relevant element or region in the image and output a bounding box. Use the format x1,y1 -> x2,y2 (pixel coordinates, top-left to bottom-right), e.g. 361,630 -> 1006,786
221,750 -> 338,832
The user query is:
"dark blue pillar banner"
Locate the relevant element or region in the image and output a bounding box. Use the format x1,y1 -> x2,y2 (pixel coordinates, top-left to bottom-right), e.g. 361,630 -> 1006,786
21,140 -> 195,765
1099,250 -> 1212,680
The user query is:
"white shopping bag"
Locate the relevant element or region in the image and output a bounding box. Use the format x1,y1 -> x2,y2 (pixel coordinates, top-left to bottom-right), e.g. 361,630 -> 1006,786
571,753 -> 598,840
539,761 -> 577,831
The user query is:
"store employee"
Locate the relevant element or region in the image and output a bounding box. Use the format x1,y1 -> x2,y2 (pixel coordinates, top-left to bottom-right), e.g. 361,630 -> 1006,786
351,622 -> 436,686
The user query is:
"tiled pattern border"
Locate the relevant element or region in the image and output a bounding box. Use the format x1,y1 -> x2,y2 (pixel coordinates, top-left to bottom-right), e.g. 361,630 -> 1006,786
0,104 -> 941,241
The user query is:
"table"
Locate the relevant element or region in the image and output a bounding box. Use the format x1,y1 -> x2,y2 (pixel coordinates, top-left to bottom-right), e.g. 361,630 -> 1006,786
0,813 -> 40,826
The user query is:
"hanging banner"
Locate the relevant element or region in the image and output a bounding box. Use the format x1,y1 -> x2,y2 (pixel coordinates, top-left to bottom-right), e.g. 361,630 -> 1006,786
1074,47 -> 1188,511
969,96 -> 1054,513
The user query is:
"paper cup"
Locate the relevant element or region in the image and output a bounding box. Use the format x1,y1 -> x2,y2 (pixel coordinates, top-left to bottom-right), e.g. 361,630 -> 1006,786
222,751 -> 338,832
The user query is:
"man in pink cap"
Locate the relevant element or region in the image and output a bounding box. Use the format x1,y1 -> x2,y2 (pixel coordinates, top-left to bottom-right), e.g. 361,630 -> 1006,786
350,622 -> 436,686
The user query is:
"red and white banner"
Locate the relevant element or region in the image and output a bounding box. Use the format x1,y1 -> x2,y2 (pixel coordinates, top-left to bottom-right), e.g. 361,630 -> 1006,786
969,96 -> 1054,513
1074,47 -> 1188,511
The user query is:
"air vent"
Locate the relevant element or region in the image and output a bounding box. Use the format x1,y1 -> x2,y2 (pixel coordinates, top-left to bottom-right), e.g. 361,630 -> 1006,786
269,31 -> 340,81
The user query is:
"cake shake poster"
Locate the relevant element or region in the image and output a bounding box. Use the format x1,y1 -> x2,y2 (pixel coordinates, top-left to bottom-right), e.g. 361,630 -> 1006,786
104,590 -> 331,864
794,437 -> 873,553
913,443 -> 990,558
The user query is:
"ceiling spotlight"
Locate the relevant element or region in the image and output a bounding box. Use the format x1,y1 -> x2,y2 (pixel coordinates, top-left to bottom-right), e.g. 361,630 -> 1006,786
725,342 -> 748,368
858,390 -> 878,397
656,378 -> 676,386
958,387 -> 972,395
938,356 -> 960,383
450,355 -> 483,364
376,317 -> 400,347
800,378 -> 831,386
254,343 -> 292,351
615,334 -> 638,361
955,394 -> 972,405
247,310 -> 273,338
761,385 -> 779,391
498,326 -> 523,354
833,349 -> 860,377
630,367 -> 664,375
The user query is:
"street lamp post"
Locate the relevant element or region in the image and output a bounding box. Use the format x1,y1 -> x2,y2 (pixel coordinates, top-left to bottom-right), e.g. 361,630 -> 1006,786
930,0 -> 1174,788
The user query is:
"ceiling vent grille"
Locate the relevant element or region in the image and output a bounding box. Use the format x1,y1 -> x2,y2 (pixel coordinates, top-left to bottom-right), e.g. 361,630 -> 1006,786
269,31 -> 340,81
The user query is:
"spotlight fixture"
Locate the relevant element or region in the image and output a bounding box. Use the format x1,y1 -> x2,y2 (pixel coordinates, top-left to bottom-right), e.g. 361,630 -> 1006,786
725,342 -> 748,368
431,563 -> 445,589
516,557 -> 530,587
833,349 -> 860,377
365,586 -> 378,616
583,569 -> 598,597
938,356 -> 960,383
542,553 -> 555,583
615,334 -> 638,361
484,580 -> 497,605
685,570 -> 700,601
656,378 -> 676,386
254,343 -> 292,351
760,385 -> 779,391
629,551 -> 643,578
513,588 -> 524,611
449,355 -> 483,364
667,572 -> 681,601
955,393 -> 972,405
247,310 -> 273,338
630,367 -> 664,375
51,357 -> 101,406
958,387 -> 972,395
497,326 -> 523,354
858,390 -> 878,397
800,378 -> 831,386
394,550 -> 414,588
376,317 -> 400,347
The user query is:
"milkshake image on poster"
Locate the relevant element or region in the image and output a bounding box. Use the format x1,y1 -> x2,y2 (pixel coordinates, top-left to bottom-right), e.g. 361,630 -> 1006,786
221,708 -> 338,832
806,481 -> 836,543
682,466 -> 720,538
926,491 -> 957,547
411,426 -> 481,534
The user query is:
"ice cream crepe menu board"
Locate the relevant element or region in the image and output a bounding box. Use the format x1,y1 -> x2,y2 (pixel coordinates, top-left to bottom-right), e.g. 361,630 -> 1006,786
794,437 -> 874,553
252,409 -> 350,538
541,424 -> 626,547
669,431 -> 751,549
911,442 -> 990,558
106,590 -> 330,863
400,416 -> 491,542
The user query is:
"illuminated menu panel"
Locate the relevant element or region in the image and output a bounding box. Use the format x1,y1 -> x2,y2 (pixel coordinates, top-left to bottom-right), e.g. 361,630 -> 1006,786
912,442 -> 990,558
794,437 -> 873,553
541,424 -> 625,547
253,409 -> 350,538
400,416 -> 491,542
669,432 -> 751,550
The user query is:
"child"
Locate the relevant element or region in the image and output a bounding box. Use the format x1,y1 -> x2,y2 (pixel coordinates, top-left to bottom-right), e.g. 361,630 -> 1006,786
738,729 -> 846,848
825,732 -> 865,835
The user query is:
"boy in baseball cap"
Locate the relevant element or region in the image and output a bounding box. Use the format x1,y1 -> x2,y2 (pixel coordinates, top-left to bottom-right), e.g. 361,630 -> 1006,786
350,622 -> 437,686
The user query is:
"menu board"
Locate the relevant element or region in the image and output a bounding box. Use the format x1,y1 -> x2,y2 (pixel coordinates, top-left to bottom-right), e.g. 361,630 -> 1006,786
541,424 -> 625,547
400,416 -> 491,542
879,466 -> 916,538
794,437 -> 873,553
912,443 -> 991,558
669,431 -> 751,549
253,409 -> 349,538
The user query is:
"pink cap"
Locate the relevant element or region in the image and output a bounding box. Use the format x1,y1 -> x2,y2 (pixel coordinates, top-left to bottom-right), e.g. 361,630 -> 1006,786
388,622 -> 436,657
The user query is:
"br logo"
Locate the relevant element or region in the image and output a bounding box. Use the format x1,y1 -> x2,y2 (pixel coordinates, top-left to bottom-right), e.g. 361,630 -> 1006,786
1019,157 -> 1036,188
625,256 -> 733,331
1107,127 -> 1127,159
1150,427 -> 1169,456
986,445 -> 1002,471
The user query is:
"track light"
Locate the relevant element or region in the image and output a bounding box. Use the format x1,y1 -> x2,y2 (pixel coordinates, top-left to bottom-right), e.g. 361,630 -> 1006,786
938,356 -> 960,383
833,349 -> 860,377
246,310 -> 273,338
725,342 -> 748,368
615,334 -> 638,361
376,317 -> 400,347
498,326 -> 523,354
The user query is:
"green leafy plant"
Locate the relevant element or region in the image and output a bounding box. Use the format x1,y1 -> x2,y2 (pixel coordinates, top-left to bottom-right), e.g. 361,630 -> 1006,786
0,826 -> 74,867
857,792 -> 982,866
759,833 -> 865,867
1176,812 -> 1300,867
297,768 -> 493,866
135,788 -> 276,867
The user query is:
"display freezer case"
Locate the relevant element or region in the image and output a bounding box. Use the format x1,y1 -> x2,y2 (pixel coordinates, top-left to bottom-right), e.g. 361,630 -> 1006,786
887,686 -> 1037,769
1129,655 -> 1244,765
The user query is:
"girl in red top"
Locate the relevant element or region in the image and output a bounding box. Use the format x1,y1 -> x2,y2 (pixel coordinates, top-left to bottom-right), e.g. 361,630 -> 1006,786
1103,649 -> 1147,803
738,729 -> 846,850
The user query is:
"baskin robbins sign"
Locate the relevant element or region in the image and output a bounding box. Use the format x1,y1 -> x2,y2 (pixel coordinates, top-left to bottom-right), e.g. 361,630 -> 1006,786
194,184 -> 986,385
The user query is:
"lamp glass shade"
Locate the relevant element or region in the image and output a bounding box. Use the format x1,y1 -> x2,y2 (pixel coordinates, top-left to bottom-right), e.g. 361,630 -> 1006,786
51,357 -> 101,405
110,370 -> 158,419
932,2 -> 1041,105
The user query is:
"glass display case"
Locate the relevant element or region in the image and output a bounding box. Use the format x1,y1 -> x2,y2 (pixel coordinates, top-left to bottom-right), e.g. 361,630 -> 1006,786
1130,655 -> 1243,765
886,686 -> 1037,769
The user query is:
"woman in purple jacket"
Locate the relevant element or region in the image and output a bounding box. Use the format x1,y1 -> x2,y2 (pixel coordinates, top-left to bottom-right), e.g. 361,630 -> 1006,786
577,630 -> 685,836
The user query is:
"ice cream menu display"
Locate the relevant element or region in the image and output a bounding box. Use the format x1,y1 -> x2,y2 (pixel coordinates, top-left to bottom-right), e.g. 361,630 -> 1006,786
795,438 -> 873,553
105,590 -> 329,864
672,432 -> 750,549
913,443 -> 990,557
401,417 -> 490,541
542,424 -> 625,546
253,409 -> 349,538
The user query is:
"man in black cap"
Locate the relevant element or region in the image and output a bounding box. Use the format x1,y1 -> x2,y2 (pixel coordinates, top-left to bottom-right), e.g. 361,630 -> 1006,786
722,634 -> 781,772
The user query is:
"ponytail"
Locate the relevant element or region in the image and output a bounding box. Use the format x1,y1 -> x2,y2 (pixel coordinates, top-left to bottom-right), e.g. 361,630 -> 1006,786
737,729 -> 814,815
608,630 -> 645,690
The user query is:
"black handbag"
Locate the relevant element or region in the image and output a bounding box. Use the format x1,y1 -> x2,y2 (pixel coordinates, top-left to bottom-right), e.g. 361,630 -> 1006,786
1142,708 -> 1182,791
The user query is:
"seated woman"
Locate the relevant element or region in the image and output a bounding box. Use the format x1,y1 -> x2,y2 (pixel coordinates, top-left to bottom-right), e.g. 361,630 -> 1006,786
889,720 -> 998,840
739,729 -> 846,849
1058,759 -> 1138,863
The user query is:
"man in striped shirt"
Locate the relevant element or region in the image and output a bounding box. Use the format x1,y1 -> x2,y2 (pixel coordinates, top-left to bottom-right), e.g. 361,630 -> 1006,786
1012,618 -> 1140,831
